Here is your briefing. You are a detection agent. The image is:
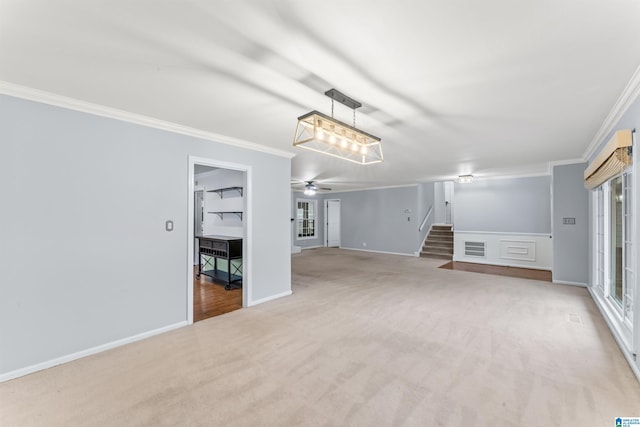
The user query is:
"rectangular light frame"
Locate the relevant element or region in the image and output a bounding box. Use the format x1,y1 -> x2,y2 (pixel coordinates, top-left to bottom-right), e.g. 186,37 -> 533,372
458,174 -> 474,183
293,110 -> 383,165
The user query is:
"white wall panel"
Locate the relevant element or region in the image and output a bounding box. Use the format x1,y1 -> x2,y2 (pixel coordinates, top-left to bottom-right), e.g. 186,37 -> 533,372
454,231 -> 552,270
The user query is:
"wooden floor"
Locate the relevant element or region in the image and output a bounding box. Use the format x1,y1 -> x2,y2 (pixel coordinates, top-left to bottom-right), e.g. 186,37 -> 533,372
439,261 -> 552,282
193,266 -> 242,322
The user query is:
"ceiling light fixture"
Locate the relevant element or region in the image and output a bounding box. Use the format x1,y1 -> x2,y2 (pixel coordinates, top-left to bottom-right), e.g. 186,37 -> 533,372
303,181 -> 319,196
293,89 -> 383,165
458,174 -> 474,183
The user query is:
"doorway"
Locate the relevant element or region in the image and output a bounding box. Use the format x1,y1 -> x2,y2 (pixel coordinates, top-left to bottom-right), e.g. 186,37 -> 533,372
325,199 -> 341,247
434,181 -> 454,224
188,157 -> 251,324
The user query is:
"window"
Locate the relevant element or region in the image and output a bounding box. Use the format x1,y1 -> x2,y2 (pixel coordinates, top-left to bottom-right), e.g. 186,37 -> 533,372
297,199 -> 317,239
595,186 -> 605,294
622,170 -> 634,324
607,171 -> 634,325
610,175 -> 623,305
594,170 -> 633,328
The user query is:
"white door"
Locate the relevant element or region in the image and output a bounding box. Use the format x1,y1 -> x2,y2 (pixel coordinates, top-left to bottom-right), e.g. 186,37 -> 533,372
326,199 -> 341,247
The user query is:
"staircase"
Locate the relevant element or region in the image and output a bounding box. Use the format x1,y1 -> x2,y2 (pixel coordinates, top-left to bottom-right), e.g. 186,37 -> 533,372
420,224 -> 453,260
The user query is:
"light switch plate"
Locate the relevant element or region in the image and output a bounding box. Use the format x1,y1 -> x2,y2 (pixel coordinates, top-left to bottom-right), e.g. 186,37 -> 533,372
166,220 -> 174,231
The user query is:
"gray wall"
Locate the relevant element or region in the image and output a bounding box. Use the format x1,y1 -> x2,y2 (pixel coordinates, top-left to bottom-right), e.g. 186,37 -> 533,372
336,186 -> 419,255
454,176 -> 552,233
552,163 -> 589,284
0,95 -> 291,376
291,191 -> 325,248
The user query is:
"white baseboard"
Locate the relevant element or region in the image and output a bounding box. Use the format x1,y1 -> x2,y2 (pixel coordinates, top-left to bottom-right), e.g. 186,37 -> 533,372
0,321 -> 188,383
588,287 -> 640,383
451,256 -> 551,271
340,247 -> 415,257
552,280 -> 587,287
248,290 -> 292,307
300,245 -> 323,250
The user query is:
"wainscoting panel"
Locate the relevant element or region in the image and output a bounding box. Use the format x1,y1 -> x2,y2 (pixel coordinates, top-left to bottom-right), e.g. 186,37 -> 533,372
500,239 -> 536,262
454,231 -> 552,270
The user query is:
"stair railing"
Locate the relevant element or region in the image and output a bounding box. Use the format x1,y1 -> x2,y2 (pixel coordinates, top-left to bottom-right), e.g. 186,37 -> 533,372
418,205 -> 433,232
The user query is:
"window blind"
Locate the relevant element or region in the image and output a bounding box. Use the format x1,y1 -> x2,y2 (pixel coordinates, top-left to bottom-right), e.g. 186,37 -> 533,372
584,129 -> 633,190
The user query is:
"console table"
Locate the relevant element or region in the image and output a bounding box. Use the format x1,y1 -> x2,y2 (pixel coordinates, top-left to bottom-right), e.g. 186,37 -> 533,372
195,235 -> 243,290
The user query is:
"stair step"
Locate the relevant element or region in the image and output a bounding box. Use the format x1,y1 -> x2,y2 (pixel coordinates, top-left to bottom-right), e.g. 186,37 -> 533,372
423,248 -> 453,255
426,238 -> 453,245
424,245 -> 453,252
432,224 -> 453,231
420,251 -> 453,260
429,230 -> 453,237
421,225 -> 454,261
422,246 -> 453,254
424,240 -> 453,247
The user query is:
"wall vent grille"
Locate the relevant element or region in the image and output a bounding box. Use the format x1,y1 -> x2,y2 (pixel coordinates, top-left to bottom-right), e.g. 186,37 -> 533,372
464,241 -> 486,257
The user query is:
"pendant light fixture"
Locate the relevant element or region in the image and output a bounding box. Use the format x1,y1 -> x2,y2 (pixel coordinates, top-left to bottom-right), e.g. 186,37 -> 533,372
293,89 -> 383,165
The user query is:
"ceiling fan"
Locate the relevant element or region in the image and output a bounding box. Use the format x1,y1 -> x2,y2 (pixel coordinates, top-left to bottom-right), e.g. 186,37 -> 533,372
296,180 -> 332,196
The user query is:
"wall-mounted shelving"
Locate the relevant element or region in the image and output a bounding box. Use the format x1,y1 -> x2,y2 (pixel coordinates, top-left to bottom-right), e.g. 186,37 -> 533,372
205,184 -> 244,230
208,211 -> 243,220
207,186 -> 243,198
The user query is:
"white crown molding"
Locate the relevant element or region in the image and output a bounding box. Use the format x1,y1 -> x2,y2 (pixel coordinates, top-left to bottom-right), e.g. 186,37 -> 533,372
547,157 -> 586,173
583,65 -> 640,161
290,183 -> 419,194
0,81 -> 296,159
471,172 -> 551,181
548,158 -> 586,166
328,183 -> 419,194
421,168 -> 551,183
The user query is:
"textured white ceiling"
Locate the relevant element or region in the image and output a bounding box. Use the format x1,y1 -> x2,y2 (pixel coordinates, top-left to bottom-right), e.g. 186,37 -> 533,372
1,0 -> 639,190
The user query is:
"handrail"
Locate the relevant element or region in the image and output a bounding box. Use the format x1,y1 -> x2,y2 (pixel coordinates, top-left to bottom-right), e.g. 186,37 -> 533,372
418,205 -> 433,232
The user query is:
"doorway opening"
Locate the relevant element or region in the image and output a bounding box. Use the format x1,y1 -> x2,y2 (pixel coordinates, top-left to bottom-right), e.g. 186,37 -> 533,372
188,157 -> 251,323
434,181 -> 455,225
325,199 -> 341,247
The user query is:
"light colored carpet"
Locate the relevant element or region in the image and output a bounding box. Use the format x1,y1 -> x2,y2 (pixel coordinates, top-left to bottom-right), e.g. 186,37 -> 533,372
1,248 -> 639,426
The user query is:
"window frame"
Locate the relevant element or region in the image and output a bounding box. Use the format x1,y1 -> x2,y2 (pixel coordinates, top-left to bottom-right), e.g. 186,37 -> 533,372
296,198 -> 317,240
594,169 -> 633,330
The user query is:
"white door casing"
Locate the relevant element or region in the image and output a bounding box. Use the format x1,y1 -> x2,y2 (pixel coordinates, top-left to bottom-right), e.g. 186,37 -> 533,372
188,156 -> 252,322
